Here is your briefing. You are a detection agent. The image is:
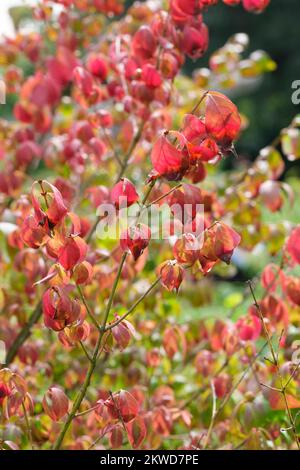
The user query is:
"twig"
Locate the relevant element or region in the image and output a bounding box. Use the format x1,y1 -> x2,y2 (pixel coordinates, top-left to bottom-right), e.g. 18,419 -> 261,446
283,363 -> 300,391
248,280 -> 300,450
38,180 -> 49,209
86,124 -> 147,244
22,402 -> 33,450
53,147 -> 157,449
76,285 -> 100,330
79,341 -> 93,363
248,281 -> 278,364
202,340 -> 269,449
217,340 -> 268,419
74,404 -> 100,418
203,380 -> 217,449
101,127 -> 123,167
86,216 -> 101,244
190,91 -> 209,116
104,276 -> 161,332
180,359 -> 228,410
260,383 -> 282,393
88,434 -> 103,450
145,183 -> 182,209
117,121 -> 145,180
109,391 -> 128,436
53,253 -> 128,450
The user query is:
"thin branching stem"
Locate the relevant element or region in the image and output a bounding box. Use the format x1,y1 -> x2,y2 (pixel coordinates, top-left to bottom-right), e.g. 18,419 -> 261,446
79,341 -> 93,363
145,183 -> 182,209
53,252 -> 127,449
117,121 -> 145,180
109,390 -> 128,438
76,285 -> 100,330
22,402 -> 33,450
203,380 -> 217,450
203,340 -> 269,449
104,276 -> 161,332
53,172 -> 157,449
248,280 -> 300,450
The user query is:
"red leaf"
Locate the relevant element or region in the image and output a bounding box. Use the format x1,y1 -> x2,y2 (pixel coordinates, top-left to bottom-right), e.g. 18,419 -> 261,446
120,224 -> 151,261
141,64 -> 162,88
223,0 -> 241,5
73,261 -> 93,285
151,407 -> 173,436
131,26 -> 157,62
111,178 -> 139,209
21,215 -> 49,248
0,383 -> 11,406
183,113 -> 207,143
185,161 -> 207,183
106,390 -> 139,423
126,415 -> 147,449
261,263 -> 285,293
212,222 -> 241,264
269,391 -> 300,410
109,425 -> 123,449
16,141 -> 42,166
188,137 -> 220,162
173,233 -> 200,266
182,22 -> 209,60
286,277 -> 300,306
87,185 -> 110,208
87,55 -> 108,81
73,66 -> 94,96
168,183 -> 203,221
286,226 -> 300,265
163,325 -> 187,359
260,294 -> 289,326
118,390 -> 139,423
42,386 -> 69,421
43,287 -> 81,331
205,91 -> 241,150
259,180 -> 283,212
58,236 -> 87,271
111,315 -> 136,350
242,0 -> 270,13
214,374 -> 232,399
146,348 -> 161,368
157,260 -> 185,292
31,180 -> 68,226
151,133 -> 189,181
236,314 -> 262,341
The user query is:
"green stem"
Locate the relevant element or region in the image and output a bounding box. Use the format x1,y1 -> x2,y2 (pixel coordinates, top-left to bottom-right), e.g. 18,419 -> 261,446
22,402 -> 33,450
117,121 -> 145,180
104,276 -> 161,332
79,341 -> 93,363
53,253 -> 127,450
145,183 -> 182,209
76,285 -> 100,330
248,281 -> 300,450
